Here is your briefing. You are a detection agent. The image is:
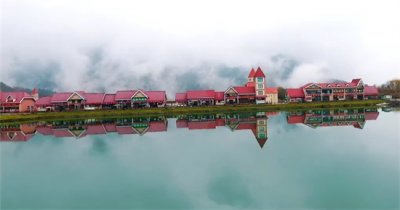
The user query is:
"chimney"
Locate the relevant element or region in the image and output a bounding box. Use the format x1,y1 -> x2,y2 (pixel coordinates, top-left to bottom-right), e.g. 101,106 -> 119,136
32,88 -> 39,100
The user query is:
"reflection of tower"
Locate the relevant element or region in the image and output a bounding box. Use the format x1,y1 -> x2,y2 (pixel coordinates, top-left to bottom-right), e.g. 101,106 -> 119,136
253,115 -> 268,148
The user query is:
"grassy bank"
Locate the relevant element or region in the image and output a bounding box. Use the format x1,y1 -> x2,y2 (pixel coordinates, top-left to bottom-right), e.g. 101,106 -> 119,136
0,100 -> 383,123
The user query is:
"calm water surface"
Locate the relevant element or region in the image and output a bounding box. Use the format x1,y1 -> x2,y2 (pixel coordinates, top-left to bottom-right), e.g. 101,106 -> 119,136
1,108 -> 399,209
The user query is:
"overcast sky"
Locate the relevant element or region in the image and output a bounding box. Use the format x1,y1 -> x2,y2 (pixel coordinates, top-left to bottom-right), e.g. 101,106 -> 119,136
1,0 -> 399,96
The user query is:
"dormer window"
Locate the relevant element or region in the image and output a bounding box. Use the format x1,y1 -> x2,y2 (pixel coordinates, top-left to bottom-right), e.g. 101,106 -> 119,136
346,84 -> 349,87
6,96 -> 15,103
327,85 -> 331,87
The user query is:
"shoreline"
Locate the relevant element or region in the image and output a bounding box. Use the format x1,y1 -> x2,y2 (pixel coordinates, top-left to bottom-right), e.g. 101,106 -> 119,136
0,100 -> 383,124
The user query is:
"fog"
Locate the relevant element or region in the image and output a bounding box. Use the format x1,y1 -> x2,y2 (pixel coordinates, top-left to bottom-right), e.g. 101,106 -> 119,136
1,0 -> 399,97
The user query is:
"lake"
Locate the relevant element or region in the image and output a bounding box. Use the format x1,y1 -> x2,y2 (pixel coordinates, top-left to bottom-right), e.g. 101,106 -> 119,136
1,108 -> 399,209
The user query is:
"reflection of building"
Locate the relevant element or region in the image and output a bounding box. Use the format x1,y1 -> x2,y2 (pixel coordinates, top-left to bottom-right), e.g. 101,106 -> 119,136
176,112 -> 278,148
0,124 -> 37,141
1,117 -> 168,141
287,108 -> 379,129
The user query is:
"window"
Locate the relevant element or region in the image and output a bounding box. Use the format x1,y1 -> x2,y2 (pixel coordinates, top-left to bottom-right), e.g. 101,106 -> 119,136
258,91 -> 264,95
257,77 -> 263,83
258,84 -> 263,89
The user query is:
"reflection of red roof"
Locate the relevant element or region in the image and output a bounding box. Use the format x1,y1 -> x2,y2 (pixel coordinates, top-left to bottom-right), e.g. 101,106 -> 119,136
188,121 -> 216,129
254,67 -> 266,77
146,91 -> 166,103
287,115 -> 305,124
0,131 -> 33,141
236,122 -> 256,130
85,124 -> 106,135
175,93 -> 187,103
215,118 -> 225,126
265,87 -> 278,94
215,92 -> 224,100
0,91 -> 34,104
36,96 -> 52,106
37,126 -> 53,135
248,68 -> 256,78
115,90 -> 136,100
103,94 -> 116,104
187,90 -> 215,100
251,128 -> 267,148
116,126 -> 136,134
176,119 -> 188,128
104,123 -> 117,132
233,86 -> 255,95
53,129 -> 73,137
266,112 -> 279,116
365,112 -> 379,120
51,92 -> 73,102
148,121 -> 167,132
364,86 -> 379,96
85,93 -> 105,105
287,88 -> 305,98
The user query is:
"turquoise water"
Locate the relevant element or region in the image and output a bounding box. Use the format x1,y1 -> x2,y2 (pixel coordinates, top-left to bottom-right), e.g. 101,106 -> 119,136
1,108 -> 399,209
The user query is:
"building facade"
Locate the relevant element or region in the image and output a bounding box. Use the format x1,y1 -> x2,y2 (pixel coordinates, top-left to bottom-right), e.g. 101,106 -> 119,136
287,79 -> 379,102
0,90 -> 37,113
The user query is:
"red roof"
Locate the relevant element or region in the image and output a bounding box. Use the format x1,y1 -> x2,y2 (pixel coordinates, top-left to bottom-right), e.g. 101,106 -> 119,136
187,90 -> 215,100
85,93 -> 105,105
51,92 -> 73,102
303,79 -> 363,89
146,91 -> 166,103
254,67 -> 266,78
232,86 -> 255,95
265,87 -> 278,94
248,68 -> 256,78
103,94 -> 116,104
287,88 -> 305,98
175,93 -> 187,103
104,123 -> 117,132
245,82 -> 255,87
215,92 -> 224,100
0,91 -> 34,104
351,79 -> 362,86
115,90 -> 136,100
364,85 -> 379,96
36,96 -> 52,106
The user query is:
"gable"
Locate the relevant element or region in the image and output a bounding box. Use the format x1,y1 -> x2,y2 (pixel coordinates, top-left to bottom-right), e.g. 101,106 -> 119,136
305,83 -> 321,89
132,90 -> 148,98
68,93 -> 84,100
225,87 -> 237,94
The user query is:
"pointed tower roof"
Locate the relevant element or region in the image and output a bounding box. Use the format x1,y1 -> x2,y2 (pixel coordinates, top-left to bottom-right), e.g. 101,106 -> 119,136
248,68 -> 256,78
254,66 -> 266,77
32,88 -> 38,94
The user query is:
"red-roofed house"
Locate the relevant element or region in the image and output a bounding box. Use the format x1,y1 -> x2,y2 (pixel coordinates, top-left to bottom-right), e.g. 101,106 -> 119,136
287,88 -> 305,102
0,90 -> 36,113
36,96 -> 53,111
175,93 -> 187,106
364,85 -> 379,99
83,93 -> 105,110
287,78 -> 372,102
215,91 -> 225,105
186,90 -> 216,106
115,90 -> 167,109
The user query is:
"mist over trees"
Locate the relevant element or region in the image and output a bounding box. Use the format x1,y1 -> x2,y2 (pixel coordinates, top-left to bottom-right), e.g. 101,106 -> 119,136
379,79 -> 400,98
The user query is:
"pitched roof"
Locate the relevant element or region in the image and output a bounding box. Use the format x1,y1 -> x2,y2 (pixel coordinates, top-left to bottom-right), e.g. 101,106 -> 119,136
146,91 -> 166,103
303,79 -> 364,89
254,66 -> 266,78
148,121 -> 167,132
265,87 -> 278,94
248,68 -> 256,78
365,112 -> 379,120
85,124 -> 107,135
287,88 -> 305,98
188,121 -> 216,129
364,85 -> 379,96
215,91 -> 224,100
85,93 -> 105,105
115,90 -> 136,100
0,91 -> 34,103
175,93 -> 187,103
287,115 -> 306,124
51,92 -> 73,102
103,94 -> 116,104
36,96 -> 52,106
187,90 -> 215,100
233,86 -> 255,95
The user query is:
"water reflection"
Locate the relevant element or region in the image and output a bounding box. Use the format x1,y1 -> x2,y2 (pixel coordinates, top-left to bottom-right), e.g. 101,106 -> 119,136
1,108 -> 380,145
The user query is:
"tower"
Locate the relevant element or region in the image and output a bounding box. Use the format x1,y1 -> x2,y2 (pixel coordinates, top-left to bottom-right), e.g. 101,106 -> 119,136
32,88 -> 39,100
248,68 -> 255,83
254,66 -> 266,102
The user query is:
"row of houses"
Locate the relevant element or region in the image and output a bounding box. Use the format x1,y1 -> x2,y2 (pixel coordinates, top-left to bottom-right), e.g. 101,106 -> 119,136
286,79 -> 379,102
1,67 -> 380,112
175,67 -> 279,106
